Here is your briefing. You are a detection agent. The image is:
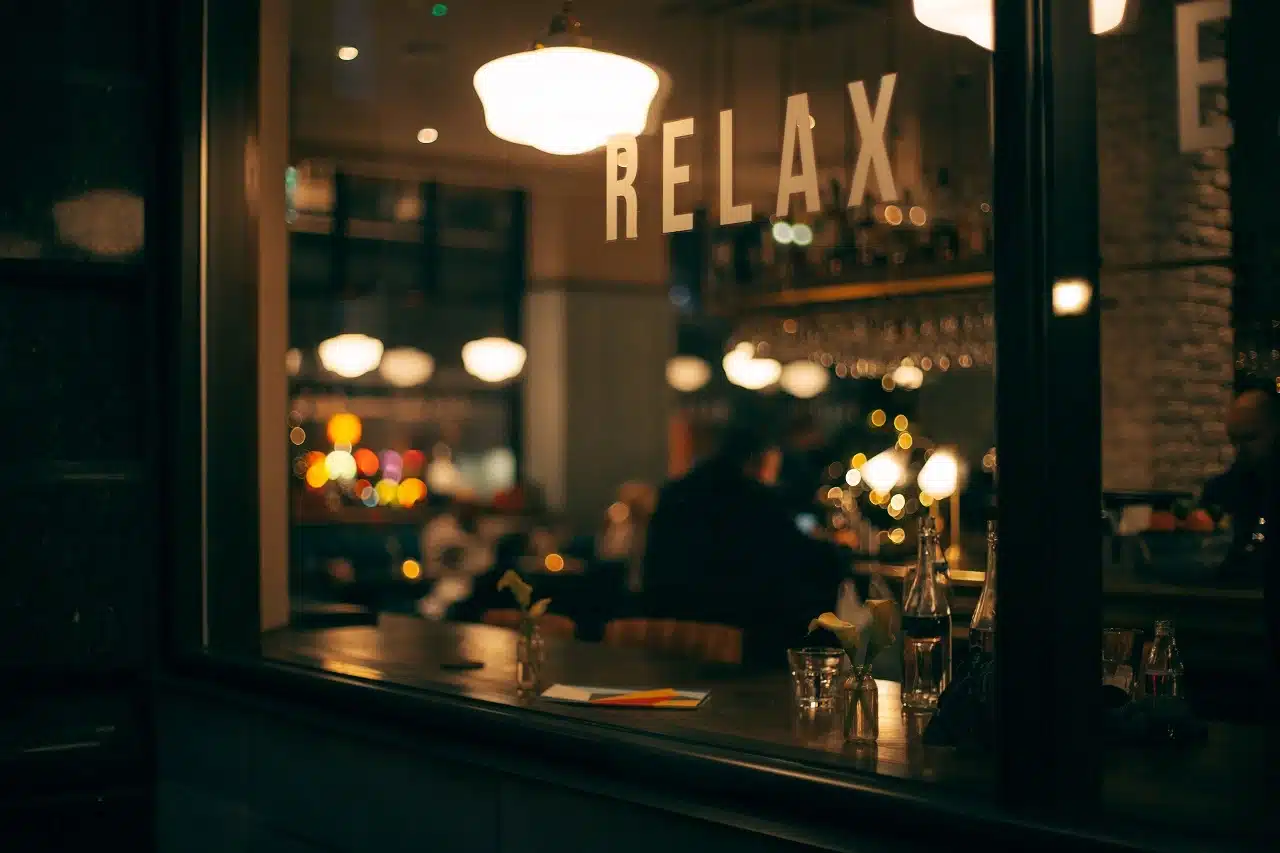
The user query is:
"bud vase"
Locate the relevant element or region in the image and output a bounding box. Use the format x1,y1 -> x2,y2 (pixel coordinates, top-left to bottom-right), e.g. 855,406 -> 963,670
843,666 -> 879,744
516,619 -> 545,695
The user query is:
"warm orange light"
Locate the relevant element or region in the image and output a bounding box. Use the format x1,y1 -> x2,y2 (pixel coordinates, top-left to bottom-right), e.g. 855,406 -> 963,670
397,477 -> 427,507
870,410 -> 886,427
305,463 -> 329,489
401,559 -> 422,580
354,448 -> 379,476
375,478 -> 399,505
305,450 -> 326,467
327,412 -> 362,446
544,553 -> 566,572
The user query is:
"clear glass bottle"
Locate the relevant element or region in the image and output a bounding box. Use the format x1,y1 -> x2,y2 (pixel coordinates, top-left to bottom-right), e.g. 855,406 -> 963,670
1143,620 -> 1185,699
968,521 -> 997,655
903,516 -> 952,709
516,618 -> 545,695
842,666 -> 879,744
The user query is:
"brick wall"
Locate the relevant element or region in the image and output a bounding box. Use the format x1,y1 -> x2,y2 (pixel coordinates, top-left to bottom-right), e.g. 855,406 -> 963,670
1096,1 -> 1233,493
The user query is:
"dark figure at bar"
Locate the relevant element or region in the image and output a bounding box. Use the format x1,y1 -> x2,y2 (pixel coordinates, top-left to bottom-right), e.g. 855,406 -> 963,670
1200,383 -> 1279,679
642,413 -> 856,670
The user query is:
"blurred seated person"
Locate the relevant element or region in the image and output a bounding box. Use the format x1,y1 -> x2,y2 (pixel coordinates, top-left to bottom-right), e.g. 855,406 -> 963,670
777,411 -> 828,517
643,410 -> 863,670
597,481 -> 657,595
1201,383 -> 1278,579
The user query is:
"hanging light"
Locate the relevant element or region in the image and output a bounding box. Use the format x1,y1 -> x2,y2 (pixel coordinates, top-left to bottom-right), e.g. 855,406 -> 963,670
912,0 -> 1127,51
779,361 -> 830,399
722,343 -> 781,391
918,449 -> 962,502
666,356 -> 711,393
462,337 -> 527,383
318,333 -> 384,379
473,2 -> 662,155
379,347 -> 435,388
891,359 -> 925,390
860,449 -> 906,494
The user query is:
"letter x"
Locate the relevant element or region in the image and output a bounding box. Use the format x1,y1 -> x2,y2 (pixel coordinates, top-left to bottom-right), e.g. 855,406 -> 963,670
846,73 -> 897,208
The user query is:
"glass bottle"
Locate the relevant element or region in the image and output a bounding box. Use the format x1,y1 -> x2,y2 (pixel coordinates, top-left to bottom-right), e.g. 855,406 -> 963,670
516,617 -> 545,695
968,521 -> 997,655
903,516 -> 952,709
1143,620 -> 1185,699
842,666 -> 879,744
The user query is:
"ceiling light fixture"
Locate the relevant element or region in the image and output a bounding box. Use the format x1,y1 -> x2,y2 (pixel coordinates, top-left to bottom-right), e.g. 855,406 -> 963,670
912,0 -> 1127,51
318,333 -> 384,379
473,2 -> 662,155
337,46 -> 359,61
462,337 -> 527,383
417,127 -> 439,144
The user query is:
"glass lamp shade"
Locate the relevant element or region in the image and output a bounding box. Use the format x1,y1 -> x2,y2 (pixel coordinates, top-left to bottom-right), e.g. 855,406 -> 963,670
722,344 -> 781,391
861,449 -> 906,494
379,347 -> 435,388
912,0 -> 1126,50
918,450 -> 961,501
473,46 -> 660,155
318,333 -> 384,379
666,356 -> 711,393
892,361 -> 925,390
462,337 -> 527,383
779,361 -> 830,399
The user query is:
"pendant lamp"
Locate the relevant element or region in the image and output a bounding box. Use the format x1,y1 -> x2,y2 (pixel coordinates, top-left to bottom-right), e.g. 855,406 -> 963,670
318,297 -> 386,380
912,0 -> 1127,51
462,337 -> 527,383
722,343 -> 781,391
473,2 -> 662,155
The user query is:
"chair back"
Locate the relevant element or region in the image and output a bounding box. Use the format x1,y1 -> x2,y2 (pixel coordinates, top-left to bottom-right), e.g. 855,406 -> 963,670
482,608 -> 577,640
603,618 -> 743,665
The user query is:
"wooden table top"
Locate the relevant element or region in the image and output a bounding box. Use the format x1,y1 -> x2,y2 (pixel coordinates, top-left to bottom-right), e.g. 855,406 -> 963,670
263,615 -> 988,790
264,615 -> 1273,846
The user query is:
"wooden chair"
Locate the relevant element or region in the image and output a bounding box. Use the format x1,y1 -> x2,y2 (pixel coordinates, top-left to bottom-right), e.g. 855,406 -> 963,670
482,608 -> 578,640
602,618 -> 743,665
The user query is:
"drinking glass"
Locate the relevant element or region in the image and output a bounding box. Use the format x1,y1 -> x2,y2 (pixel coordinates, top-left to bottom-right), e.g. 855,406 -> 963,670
787,647 -> 847,711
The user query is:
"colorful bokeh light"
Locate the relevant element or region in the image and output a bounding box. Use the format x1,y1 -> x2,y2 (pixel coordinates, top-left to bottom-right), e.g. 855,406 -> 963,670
397,478 -> 427,507
327,412 -> 362,446
354,448 -> 379,476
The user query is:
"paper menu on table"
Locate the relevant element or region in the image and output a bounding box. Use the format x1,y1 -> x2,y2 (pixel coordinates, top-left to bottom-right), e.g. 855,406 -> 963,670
540,684 -> 709,709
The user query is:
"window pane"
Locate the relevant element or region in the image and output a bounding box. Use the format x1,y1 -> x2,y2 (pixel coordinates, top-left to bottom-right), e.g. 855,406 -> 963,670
0,2 -> 147,262
241,0 -> 1002,794
1097,2 -> 1271,846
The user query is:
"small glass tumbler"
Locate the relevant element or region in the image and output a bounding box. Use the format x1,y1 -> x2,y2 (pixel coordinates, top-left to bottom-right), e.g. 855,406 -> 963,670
787,647 -> 847,712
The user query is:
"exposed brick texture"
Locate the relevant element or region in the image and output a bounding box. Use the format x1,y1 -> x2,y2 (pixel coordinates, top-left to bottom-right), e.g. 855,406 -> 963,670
1097,1 -> 1233,493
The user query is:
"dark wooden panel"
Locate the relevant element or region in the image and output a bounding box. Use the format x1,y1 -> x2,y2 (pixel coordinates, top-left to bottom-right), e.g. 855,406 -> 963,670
1,481 -> 153,671
0,280 -> 147,463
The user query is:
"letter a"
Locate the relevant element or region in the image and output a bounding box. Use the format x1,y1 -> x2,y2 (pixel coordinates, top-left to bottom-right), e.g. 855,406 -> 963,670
775,93 -> 820,218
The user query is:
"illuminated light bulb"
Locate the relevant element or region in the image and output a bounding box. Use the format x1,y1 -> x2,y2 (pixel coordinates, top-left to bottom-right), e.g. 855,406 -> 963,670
473,33 -> 661,156
337,46 -> 359,61
402,559 -> 423,580
354,448 -> 379,477
884,205 -> 904,226
870,410 -> 887,428
771,221 -> 795,244
416,128 -> 439,144
908,206 -> 928,226
722,345 -> 781,390
379,347 -> 435,387
779,361 -> 829,399
427,459 -> 463,495
918,449 -> 961,501
845,468 -> 862,487
892,361 -> 925,390
665,356 -> 711,392
861,449 -> 906,494
318,333 -> 384,379
893,414 -> 909,431
375,479 -> 400,505
305,463 -> 329,489
851,453 -> 868,468
912,0 -> 1127,51
397,478 -> 427,507
326,413 -> 362,446
325,449 -> 357,481
462,337 -> 526,383
545,553 -> 566,572
1052,277 -> 1093,316
889,527 -> 907,545
791,223 -> 814,247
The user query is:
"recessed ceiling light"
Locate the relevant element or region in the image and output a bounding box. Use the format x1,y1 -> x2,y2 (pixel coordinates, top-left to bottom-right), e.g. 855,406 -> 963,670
417,128 -> 439,144
337,46 -> 359,61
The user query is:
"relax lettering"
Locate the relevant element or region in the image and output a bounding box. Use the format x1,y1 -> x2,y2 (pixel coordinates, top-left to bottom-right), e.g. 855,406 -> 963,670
606,73 -> 898,241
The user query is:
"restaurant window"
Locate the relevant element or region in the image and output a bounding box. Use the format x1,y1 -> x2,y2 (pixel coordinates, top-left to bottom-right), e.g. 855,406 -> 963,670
1092,0 -> 1272,844
185,0 -> 1079,806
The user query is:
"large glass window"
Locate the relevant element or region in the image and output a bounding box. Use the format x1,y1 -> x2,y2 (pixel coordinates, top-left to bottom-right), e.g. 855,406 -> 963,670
1095,1 -> 1272,845
203,0 -> 1003,795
